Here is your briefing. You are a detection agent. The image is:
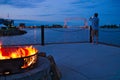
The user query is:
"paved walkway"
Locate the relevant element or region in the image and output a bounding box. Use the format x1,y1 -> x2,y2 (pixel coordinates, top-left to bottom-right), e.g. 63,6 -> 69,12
34,43 -> 120,80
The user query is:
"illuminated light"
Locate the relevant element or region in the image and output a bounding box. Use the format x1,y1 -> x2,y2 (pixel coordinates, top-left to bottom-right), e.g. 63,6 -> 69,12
4,72 -> 10,75
63,17 -> 88,28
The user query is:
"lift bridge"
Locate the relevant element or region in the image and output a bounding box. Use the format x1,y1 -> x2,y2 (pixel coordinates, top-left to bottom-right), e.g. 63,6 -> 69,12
63,17 -> 88,28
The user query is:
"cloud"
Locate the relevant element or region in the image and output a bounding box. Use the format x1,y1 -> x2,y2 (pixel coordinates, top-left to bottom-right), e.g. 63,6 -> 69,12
15,14 -> 57,18
37,14 -> 56,17
70,0 -> 90,4
0,0 -> 46,8
69,0 -> 105,9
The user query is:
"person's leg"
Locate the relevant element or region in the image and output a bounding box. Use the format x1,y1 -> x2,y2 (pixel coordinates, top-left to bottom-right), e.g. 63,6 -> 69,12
96,36 -> 98,44
91,30 -> 95,43
95,30 -> 99,44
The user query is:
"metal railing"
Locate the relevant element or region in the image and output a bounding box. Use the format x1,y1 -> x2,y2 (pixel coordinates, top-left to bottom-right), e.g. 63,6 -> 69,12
0,27 -> 120,47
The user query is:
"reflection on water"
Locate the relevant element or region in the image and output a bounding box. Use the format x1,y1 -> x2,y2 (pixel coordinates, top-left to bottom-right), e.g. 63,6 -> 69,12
34,29 -> 37,42
0,28 -> 120,46
0,29 -> 41,45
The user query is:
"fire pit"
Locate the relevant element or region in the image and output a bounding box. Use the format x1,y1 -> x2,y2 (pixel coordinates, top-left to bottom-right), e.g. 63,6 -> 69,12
0,45 -> 38,75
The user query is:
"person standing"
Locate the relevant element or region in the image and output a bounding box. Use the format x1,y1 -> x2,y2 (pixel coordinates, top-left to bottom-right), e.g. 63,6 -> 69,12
89,13 -> 99,44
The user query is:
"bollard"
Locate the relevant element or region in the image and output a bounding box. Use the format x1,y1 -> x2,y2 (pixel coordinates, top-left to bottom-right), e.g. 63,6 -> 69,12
90,26 -> 92,43
41,25 -> 45,45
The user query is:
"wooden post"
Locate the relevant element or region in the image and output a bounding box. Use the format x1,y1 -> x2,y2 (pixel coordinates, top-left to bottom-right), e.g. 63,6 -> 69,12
90,26 -> 92,43
41,25 -> 45,45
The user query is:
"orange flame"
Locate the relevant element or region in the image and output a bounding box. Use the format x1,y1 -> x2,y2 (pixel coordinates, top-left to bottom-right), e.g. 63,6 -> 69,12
0,45 -> 38,60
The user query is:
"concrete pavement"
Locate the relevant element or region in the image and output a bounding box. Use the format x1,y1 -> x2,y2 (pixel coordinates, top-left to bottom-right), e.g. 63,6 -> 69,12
34,43 -> 120,80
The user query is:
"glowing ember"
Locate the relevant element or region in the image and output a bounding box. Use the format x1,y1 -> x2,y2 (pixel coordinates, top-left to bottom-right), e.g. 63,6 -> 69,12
0,45 -> 38,60
21,54 -> 37,69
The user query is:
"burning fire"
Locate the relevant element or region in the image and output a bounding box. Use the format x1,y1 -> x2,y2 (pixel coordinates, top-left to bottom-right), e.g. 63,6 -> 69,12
0,43 -> 38,70
0,44 -> 38,69
0,44 -> 38,60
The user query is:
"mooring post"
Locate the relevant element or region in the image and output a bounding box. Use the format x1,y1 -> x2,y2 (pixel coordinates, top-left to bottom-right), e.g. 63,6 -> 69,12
41,25 -> 45,46
90,26 -> 92,43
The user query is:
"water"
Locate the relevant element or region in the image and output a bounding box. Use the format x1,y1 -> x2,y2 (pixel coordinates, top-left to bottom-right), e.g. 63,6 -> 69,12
99,28 -> 120,46
14,20 -> 64,26
0,28 -> 120,47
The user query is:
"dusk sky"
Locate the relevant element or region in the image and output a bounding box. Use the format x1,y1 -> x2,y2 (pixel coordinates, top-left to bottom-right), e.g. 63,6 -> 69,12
0,0 -> 120,25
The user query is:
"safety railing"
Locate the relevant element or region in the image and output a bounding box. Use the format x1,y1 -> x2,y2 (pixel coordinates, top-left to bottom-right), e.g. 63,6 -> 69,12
0,27 -> 120,47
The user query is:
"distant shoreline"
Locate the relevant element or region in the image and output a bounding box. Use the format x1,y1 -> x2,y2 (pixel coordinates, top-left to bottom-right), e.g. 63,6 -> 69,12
0,28 -> 27,36
100,24 -> 120,29
18,24 -> 120,29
